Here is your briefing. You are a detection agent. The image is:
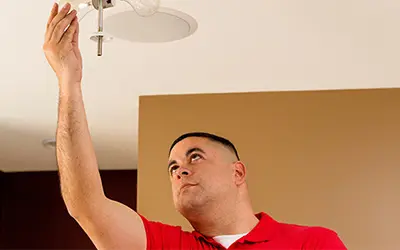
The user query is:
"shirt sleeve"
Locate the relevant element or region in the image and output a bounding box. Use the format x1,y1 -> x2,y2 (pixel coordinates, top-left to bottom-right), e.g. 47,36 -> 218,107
138,214 -> 200,250
301,227 -> 348,250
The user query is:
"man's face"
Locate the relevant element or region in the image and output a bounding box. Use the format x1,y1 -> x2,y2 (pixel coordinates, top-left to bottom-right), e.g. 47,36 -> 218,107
168,137 -> 238,215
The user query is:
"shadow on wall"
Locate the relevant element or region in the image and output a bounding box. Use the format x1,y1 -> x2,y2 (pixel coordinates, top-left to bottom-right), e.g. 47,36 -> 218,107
0,123 -> 137,172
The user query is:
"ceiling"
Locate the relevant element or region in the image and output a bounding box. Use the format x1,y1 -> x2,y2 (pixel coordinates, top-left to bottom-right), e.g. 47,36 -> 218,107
1,0 -> 399,172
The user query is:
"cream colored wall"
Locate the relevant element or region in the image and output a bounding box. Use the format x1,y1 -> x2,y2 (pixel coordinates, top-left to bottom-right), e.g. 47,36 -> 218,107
137,88 -> 400,250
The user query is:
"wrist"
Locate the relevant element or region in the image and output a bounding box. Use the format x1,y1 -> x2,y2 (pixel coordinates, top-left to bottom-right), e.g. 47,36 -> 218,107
58,79 -> 82,97
57,71 -> 82,85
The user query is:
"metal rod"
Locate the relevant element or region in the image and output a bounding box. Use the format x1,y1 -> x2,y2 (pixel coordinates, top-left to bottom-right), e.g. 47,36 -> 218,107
97,0 -> 103,56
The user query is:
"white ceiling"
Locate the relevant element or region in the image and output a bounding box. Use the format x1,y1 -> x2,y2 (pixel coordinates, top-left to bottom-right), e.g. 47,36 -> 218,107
1,0 -> 399,172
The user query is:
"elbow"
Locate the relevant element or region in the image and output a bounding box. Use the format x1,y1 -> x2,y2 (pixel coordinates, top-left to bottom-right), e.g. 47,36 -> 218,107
65,202 -> 85,220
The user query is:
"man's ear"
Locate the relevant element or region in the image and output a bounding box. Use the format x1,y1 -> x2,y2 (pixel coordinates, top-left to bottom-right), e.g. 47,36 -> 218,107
233,161 -> 246,185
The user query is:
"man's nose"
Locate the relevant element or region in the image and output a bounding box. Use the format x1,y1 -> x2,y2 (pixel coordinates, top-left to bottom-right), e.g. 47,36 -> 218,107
175,167 -> 192,180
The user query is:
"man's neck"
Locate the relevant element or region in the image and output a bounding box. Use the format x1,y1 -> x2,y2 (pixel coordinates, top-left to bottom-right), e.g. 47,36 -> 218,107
188,202 -> 259,237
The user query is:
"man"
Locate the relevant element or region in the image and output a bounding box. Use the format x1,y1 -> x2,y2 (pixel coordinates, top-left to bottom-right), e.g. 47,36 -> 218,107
43,3 -> 347,249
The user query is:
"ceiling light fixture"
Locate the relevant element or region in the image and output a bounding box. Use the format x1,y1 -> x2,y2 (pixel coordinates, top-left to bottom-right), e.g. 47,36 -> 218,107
58,0 -> 160,56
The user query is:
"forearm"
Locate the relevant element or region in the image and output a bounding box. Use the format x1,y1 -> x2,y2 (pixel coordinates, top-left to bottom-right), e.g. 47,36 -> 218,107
56,82 -> 105,216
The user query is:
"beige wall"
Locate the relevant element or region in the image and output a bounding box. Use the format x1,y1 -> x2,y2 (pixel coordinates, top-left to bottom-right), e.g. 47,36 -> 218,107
137,88 -> 400,250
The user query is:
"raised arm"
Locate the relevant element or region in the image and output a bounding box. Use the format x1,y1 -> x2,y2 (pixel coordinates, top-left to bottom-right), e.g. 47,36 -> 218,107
43,3 -> 146,249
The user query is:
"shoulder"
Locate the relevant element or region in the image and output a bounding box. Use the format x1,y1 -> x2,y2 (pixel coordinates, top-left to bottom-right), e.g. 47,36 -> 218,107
301,226 -> 347,249
277,222 -> 347,249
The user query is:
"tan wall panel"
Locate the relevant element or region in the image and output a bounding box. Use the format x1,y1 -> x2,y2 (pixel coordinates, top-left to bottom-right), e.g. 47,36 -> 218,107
137,89 -> 400,250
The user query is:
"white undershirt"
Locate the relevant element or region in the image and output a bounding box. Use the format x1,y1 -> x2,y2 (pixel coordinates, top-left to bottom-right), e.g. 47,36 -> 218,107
213,232 -> 249,249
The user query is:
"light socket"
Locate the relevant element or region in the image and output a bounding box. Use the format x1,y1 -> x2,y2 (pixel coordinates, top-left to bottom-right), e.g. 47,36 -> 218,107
92,0 -> 116,10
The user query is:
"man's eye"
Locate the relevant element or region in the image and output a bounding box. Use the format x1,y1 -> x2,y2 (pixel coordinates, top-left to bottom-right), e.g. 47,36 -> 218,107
170,166 -> 178,174
190,154 -> 201,161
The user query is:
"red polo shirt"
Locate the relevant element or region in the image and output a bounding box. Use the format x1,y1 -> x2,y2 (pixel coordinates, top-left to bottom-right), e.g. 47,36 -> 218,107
140,212 -> 347,249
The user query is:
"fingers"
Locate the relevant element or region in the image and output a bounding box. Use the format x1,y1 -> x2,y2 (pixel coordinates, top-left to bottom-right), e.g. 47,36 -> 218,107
61,16 -> 79,45
45,3 -> 73,42
46,3 -> 58,28
45,3 -> 59,42
72,16 -> 80,45
51,9 -> 77,44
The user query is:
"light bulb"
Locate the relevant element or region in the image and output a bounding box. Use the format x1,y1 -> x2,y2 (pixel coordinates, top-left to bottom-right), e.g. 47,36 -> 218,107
58,0 -> 92,11
78,3 -> 89,9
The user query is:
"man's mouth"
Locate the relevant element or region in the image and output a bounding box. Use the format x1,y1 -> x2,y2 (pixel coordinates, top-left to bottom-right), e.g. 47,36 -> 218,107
181,183 -> 197,190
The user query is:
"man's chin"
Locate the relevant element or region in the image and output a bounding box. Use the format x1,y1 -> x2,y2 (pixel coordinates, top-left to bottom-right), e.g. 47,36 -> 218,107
178,198 -> 209,214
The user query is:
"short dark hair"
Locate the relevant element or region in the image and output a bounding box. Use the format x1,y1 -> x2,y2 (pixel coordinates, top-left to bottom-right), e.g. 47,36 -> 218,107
169,132 -> 240,160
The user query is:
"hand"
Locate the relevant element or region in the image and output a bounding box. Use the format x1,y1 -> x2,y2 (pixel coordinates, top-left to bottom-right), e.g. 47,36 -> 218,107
43,3 -> 83,85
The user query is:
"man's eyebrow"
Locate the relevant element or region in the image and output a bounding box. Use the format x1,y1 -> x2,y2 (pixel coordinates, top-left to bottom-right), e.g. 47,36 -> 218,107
186,147 -> 205,157
167,147 -> 206,169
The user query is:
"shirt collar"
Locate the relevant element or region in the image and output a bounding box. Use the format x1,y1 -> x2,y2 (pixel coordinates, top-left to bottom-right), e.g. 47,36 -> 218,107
239,212 -> 278,243
192,212 -> 278,245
